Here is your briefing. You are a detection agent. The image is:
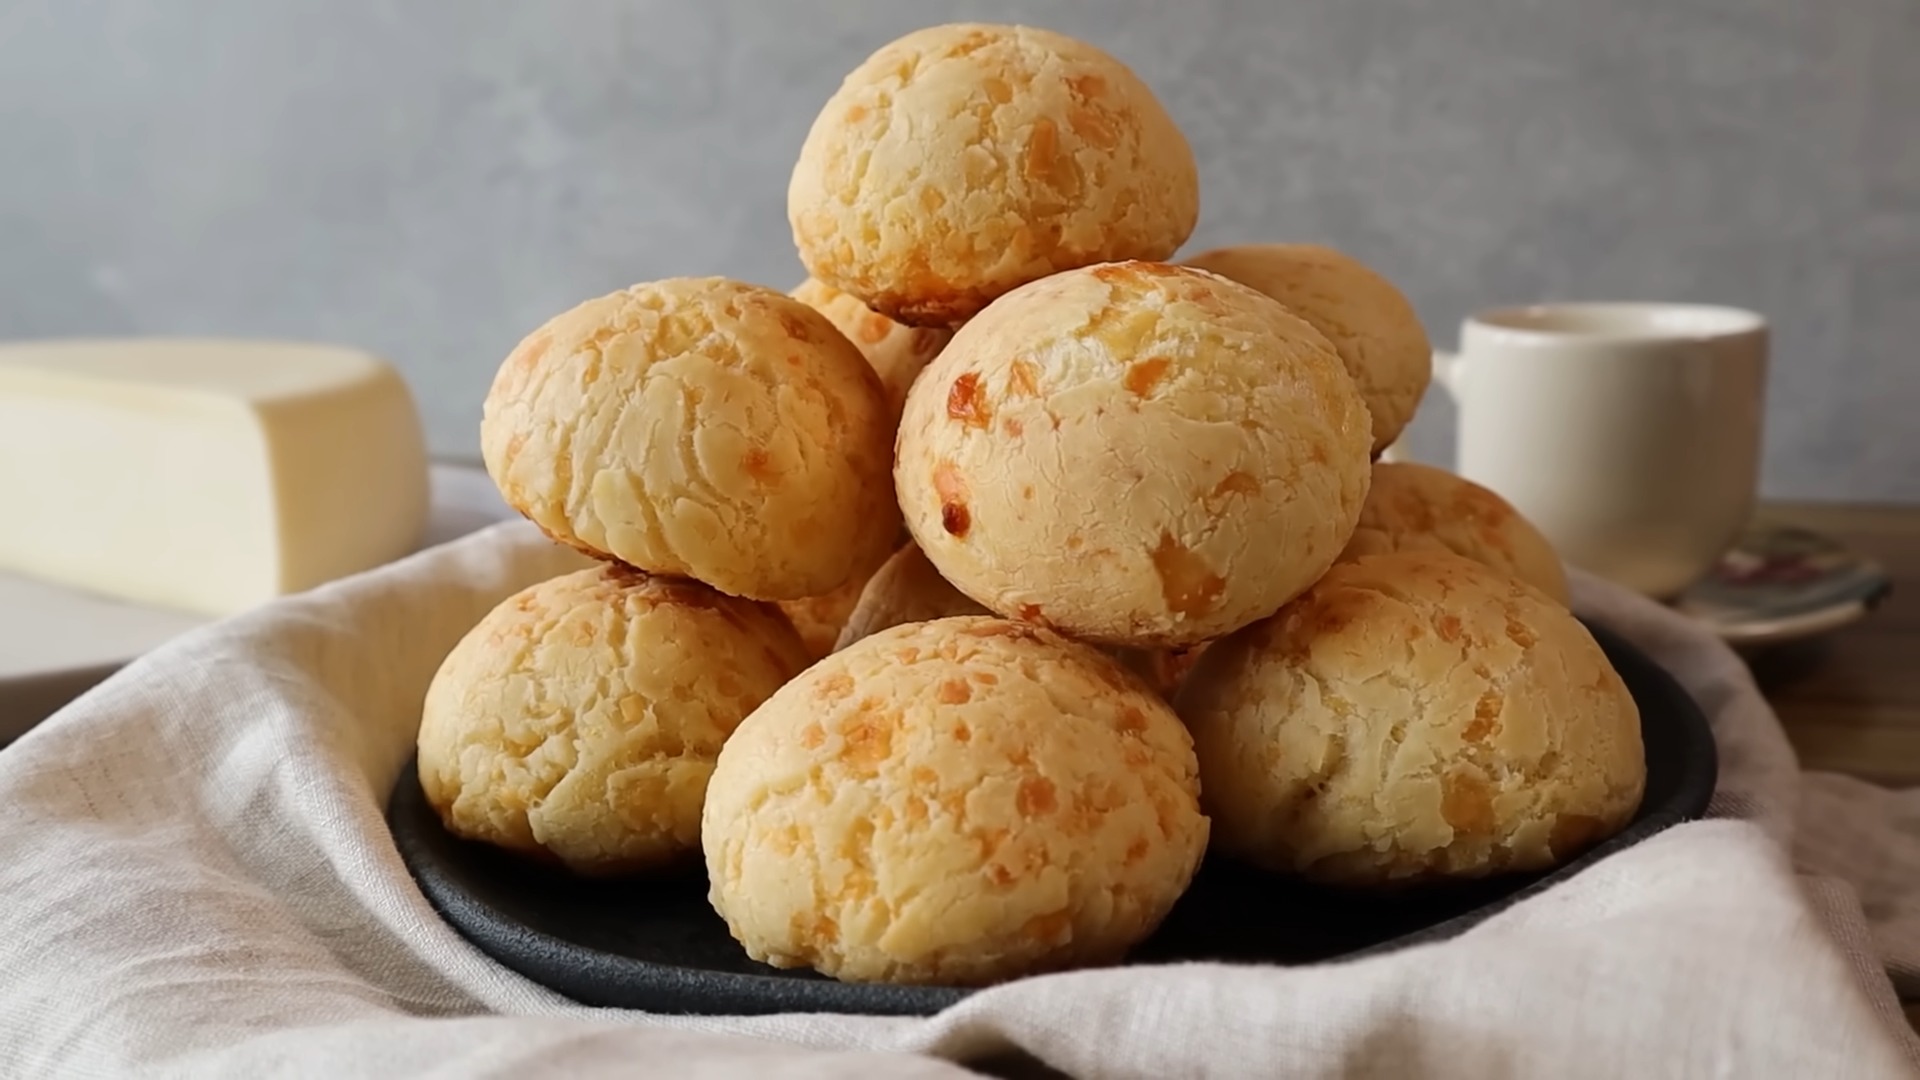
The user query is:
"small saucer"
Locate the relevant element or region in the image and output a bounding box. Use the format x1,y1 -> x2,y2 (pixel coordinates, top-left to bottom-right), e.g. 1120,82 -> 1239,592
1673,524 -> 1892,647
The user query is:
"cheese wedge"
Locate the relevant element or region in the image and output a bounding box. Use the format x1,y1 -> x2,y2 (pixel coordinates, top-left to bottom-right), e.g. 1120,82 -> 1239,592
0,339 -> 430,616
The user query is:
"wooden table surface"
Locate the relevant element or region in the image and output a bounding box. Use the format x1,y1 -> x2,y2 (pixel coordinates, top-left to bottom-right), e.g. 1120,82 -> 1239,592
1744,502 -> 1920,787
1695,503 -> 1920,1032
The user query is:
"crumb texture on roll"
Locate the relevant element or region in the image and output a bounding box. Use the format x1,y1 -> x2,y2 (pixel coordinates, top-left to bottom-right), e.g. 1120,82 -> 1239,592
791,277 -> 952,421
1183,243 -> 1431,454
1341,461 -> 1570,604
895,261 -> 1373,648
480,276 -> 900,600
417,564 -> 811,876
789,23 -> 1199,327
702,616 -> 1209,985
1178,551 -> 1644,886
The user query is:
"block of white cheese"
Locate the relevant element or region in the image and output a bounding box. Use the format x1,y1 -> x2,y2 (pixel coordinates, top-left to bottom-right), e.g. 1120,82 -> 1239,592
0,339 -> 430,617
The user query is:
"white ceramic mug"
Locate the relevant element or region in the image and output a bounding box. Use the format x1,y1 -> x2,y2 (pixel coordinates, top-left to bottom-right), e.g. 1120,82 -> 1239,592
1412,302 -> 1768,599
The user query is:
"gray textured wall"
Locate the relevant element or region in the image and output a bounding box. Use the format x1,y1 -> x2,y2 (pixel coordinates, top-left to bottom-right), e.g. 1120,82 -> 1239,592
3,0 -> 1915,500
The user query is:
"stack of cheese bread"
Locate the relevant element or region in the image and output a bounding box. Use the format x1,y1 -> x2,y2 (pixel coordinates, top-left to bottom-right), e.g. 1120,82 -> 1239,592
416,22 -> 1646,988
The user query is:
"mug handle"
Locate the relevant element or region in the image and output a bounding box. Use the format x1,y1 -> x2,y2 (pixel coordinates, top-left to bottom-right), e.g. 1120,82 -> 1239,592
1378,350 -> 1462,464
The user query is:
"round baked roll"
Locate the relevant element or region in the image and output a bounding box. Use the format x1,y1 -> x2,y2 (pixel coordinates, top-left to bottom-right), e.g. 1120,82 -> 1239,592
791,278 -> 951,422
895,261 -> 1373,648
1182,243 -> 1431,455
789,23 -> 1199,328
480,277 -> 899,601
417,565 -> 811,877
1342,461 -> 1569,604
703,616 -> 1209,985
1178,551 -> 1645,886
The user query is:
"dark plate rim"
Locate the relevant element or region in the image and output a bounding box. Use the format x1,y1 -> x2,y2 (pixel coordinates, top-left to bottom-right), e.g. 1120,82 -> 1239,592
388,617 -> 1718,1017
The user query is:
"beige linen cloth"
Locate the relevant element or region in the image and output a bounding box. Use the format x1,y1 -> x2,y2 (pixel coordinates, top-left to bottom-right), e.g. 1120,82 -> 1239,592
3,513 -> 1919,1078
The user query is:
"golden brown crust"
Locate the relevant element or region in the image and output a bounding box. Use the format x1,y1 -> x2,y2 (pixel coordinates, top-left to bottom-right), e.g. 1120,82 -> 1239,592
789,23 -> 1199,328
894,261 -> 1373,648
416,565 -> 811,877
1177,551 -> 1645,887
1341,461 -> 1570,604
479,277 -> 901,601
790,278 -> 952,423
1182,243 -> 1431,454
702,616 -> 1208,985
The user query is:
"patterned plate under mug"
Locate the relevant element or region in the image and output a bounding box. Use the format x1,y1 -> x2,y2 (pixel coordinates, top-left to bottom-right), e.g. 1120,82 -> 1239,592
1674,524 -> 1892,647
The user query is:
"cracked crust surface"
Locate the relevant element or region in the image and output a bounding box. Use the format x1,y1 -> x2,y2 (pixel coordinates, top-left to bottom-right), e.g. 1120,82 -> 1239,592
701,616 -> 1208,985
1177,551 -> 1645,886
1341,461 -> 1570,605
1182,244 -> 1431,454
895,261 -> 1373,649
791,277 -> 952,422
789,23 -> 1199,328
417,565 -> 811,877
480,277 -> 900,600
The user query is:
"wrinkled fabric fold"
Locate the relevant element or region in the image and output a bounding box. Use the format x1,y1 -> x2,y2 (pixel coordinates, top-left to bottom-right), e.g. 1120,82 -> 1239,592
0,519 -> 1914,1078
